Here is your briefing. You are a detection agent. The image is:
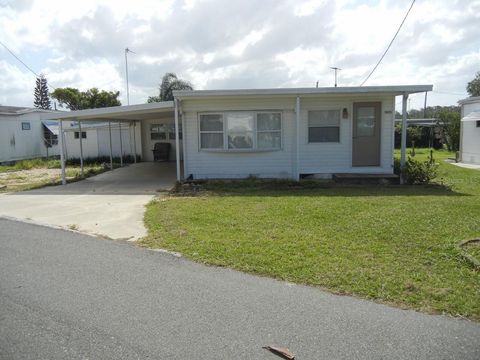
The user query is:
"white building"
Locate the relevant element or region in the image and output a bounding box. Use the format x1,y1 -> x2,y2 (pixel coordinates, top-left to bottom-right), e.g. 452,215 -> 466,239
42,85 -> 432,183
0,106 -> 60,163
458,96 -> 480,165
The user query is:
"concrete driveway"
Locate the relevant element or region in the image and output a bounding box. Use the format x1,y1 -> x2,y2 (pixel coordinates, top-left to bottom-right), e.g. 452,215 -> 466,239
0,162 -> 176,240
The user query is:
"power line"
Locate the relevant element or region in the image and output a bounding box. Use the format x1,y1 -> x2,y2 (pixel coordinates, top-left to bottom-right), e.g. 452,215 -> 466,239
360,0 -> 415,86
0,39 -> 56,90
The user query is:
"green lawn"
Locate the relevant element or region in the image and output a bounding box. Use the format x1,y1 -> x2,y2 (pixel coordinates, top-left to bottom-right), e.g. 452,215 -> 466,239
142,149 -> 480,319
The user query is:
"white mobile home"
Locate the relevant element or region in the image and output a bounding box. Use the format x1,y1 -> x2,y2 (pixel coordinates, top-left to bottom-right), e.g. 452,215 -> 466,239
458,96 -> 480,165
42,85 -> 432,183
62,122 -> 142,160
0,106 -> 60,163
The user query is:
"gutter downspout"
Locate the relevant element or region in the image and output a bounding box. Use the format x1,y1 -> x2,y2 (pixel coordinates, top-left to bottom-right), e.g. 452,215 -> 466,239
174,98 -> 181,182
58,120 -> 66,185
296,96 -> 301,181
400,92 -> 408,184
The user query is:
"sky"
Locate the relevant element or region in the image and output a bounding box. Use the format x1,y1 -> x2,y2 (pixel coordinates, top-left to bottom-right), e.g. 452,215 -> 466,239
0,0 -> 479,111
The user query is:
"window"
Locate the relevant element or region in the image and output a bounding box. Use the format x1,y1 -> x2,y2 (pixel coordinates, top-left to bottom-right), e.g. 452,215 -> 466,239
200,114 -> 224,149
199,112 -> 282,151
477,120 -> 480,128
151,124 -> 167,140
227,112 -> 254,149
356,107 -> 375,137
257,113 -> 281,149
74,131 -> 87,139
167,124 -> 182,140
308,110 -> 340,142
152,123 -> 182,140
21,122 -> 31,130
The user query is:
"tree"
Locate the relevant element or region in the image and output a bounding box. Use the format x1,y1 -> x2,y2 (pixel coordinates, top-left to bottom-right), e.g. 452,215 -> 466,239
438,110 -> 461,151
51,87 -> 121,110
148,73 -> 193,102
466,71 -> 480,97
33,74 -> 52,110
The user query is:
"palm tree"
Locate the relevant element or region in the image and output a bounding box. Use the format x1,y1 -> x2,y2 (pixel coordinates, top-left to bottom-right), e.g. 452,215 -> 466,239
148,73 -> 193,102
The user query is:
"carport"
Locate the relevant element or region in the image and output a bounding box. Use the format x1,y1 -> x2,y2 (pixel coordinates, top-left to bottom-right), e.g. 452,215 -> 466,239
41,101 -> 182,184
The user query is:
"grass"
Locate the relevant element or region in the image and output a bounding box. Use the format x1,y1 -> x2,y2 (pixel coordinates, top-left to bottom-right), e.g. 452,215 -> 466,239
0,158 -> 107,192
142,148 -> 480,320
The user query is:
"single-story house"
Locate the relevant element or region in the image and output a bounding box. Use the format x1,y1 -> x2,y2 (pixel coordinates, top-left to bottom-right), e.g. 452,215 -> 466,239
41,85 -> 432,184
458,96 -> 480,165
0,106 -> 60,163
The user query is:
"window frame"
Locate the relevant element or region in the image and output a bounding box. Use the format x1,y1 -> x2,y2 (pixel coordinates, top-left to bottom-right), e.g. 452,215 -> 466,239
307,109 -> 341,144
74,131 -> 87,139
198,111 -> 283,152
199,113 -> 225,150
21,122 -> 31,131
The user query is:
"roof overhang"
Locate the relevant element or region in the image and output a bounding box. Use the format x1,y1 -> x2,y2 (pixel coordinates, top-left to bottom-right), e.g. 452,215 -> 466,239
458,96 -> 480,105
42,120 -> 59,135
462,111 -> 480,121
174,85 -> 433,99
40,101 -> 175,122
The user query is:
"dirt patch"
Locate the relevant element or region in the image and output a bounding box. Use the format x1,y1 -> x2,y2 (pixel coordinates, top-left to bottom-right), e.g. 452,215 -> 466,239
0,168 -> 62,191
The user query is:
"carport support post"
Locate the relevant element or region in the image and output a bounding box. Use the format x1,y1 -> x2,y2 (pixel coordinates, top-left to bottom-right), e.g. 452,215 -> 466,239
400,92 -> 409,184
295,96 -> 301,181
58,120 -> 66,185
108,121 -> 113,170
118,122 -> 123,167
133,121 -> 137,163
174,99 -> 181,181
78,120 -> 84,177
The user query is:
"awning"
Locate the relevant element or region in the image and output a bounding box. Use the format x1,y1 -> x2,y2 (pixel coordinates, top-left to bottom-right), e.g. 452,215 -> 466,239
42,120 -> 59,135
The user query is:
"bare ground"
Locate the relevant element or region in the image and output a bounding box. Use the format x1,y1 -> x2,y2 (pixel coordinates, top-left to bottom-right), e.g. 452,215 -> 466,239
0,168 -> 63,192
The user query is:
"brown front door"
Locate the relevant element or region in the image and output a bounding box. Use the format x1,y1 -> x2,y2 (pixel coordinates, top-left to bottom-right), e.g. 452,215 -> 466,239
352,102 -> 381,166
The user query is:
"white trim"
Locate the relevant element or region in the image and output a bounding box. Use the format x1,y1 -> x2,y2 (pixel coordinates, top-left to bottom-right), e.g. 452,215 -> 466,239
198,111 -> 283,152
174,85 -> 433,99
458,96 -> 480,105
40,101 -> 175,121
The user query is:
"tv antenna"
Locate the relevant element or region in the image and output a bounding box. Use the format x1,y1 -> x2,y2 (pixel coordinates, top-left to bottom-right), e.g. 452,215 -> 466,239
330,67 -> 341,87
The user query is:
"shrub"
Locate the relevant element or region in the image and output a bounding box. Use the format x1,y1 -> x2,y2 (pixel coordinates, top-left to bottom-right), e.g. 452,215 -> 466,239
394,157 -> 438,184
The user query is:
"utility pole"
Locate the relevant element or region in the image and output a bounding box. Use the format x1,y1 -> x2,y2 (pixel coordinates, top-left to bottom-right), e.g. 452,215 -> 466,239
125,47 -> 136,105
330,67 -> 341,87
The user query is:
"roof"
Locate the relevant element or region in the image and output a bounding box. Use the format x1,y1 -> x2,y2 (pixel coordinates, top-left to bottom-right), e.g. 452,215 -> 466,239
0,105 -> 30,114
173,85 -> 433,99
0,105 -> 59,116
458,96 -> 480,105
462,111 -> 480,121
394,118 -> 439,127
41,101 -> 174,122
42,120 -> 59,135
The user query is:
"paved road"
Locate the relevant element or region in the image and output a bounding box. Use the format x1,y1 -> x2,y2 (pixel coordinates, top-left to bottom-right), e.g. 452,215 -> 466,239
1,218 -> 479,359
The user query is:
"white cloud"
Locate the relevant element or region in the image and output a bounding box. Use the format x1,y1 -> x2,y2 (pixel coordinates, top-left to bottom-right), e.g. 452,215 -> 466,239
0,0 -> 479,108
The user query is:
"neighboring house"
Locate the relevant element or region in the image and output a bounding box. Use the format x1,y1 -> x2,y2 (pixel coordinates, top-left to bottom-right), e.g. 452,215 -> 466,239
458,96 -> 480,165
0,106 -> 60,163
42,85 -> 432,182
63,122 -> 143,160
